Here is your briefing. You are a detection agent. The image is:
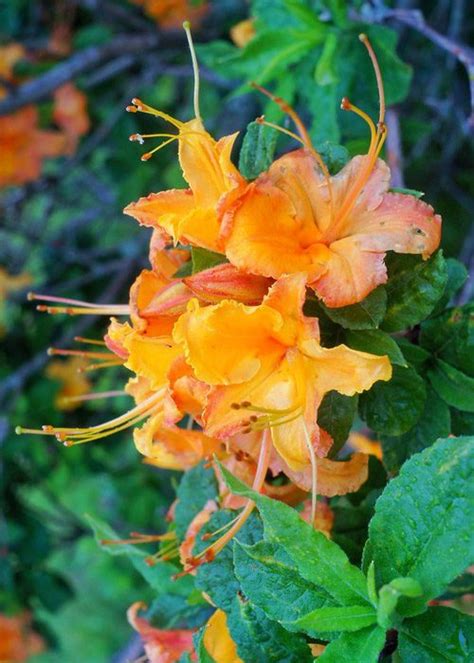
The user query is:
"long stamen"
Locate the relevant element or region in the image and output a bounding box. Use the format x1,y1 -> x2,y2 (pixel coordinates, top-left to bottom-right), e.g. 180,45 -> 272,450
188,429 -> 273,567
101,531 -> 174,545
183,21 -> 202,122
74,336 -> 107,346
28,292 -> 127,310
302,421 -> 317,525
255,116 -> 306,146
47,347 -> 115,361
126,98 -> 184,129
82,359 -> 124,372
59,390 -> 127,405
332,34 -> 387,232
359,33 -> 385,125
252,82 -> 335,219
16,389 -> 165,445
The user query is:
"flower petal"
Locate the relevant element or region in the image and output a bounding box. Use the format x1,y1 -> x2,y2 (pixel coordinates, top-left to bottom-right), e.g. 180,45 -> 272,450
283,453 -> 369,496
310,235 -> 387,307
184,263 -> 272,305
173,298 -> 284,385
203,609 -> 243,663
224,179 -> 331,280
347,192 -> 442,259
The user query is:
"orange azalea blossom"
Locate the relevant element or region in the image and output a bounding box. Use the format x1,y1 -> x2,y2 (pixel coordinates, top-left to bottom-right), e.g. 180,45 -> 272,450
0,105 -> 66,187
132,0 -> 208,29
127,602 -> 195,663
230,19 -> 256,48
45,355 -> 92,411
300,500 -> 334,538
202,609 -> 243,663
53,83 -> 90,153
174,273 -> 392,474
221,37 -> 442,307
124,23 -> 245,253
0,612 -> 45,662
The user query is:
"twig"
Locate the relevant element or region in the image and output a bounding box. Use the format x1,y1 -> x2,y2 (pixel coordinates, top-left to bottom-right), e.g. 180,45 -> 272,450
385,108 -> 405,188
382,8 -> 474,131
0,33 -> 161,115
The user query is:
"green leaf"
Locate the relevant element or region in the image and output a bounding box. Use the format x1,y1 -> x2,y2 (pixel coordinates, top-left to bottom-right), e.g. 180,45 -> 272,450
315,32 -> 339,85
174,461 -> 218,539
431,258 -> 468,315
366,562 -> 377,607
317,391 -> 358,457
381,386 -> 451,473
359,365 -> 427,435
381,252 -> 448,332
428,359 -> 474,412
440,572 -> 474,600
321,286 -> 387,330
194,510 -> 263,611
365,436 -> 474,608
219,464 -> 371,607
451,409 -> 474,436
233,541 -> 335,629
420,304 -> 474,377
317,141 -> 350,174
288,605 -> 377,634
399,606 -> 474,662
395,338 -> 431,372
238,121 -> 278,180
191,248 -> 227,275
227,595 -> 313,663
317,625 -> 386,663
345,329 -> 407,367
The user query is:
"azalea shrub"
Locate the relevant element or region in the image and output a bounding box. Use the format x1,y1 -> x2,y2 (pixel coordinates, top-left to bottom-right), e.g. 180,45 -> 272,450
1,1 -> 473,662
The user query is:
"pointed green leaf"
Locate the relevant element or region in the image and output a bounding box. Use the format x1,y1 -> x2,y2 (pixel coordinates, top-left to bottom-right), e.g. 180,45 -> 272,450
317,625 -> 386,663
321,286 -> 387,330
286,605 -> 377,635
345,329 -> 407,366
399,606 -> 474,662
359,365 -> 427,435
219,464 -> 370,606
420,304 -> 474,377
382,252 -> 448,332
191,248 -> 227,274
366,436 -> 474,607
238,121 -> 278,180
428,359 -> 474,412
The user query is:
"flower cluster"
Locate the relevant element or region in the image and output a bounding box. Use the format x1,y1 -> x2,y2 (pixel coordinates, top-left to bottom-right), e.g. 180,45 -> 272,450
19,28 -> 441,574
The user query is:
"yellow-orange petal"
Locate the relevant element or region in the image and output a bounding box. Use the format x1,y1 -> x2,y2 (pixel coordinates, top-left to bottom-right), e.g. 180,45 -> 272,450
173,298 -> 284,386
138,423 -> 221,471
348,192 -> 442,260
285,453 -> 369,496
302,342 -> 392,397
184,263 -> 272,305
179,118 -> 242,208
224,179 -> 331,281
179,499 -> 218,568
310,235 -> 387,307
348,432 -> 382,460
203,609 -> 243,663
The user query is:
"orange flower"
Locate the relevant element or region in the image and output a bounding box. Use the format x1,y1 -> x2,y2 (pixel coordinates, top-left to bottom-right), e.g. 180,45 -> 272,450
348,431 -> 383,460
45,356 -> 92,411
124,24 -> 245,252
0,106 -> 66,187
230,19 -> 255,48
53,83 -> 90,153
174,273 -> 391,473
202,609 -> 243,663
127,602 -> 195,663
0,612 -> 45,662
221,37 -> 441,307
132,0 -> 208,29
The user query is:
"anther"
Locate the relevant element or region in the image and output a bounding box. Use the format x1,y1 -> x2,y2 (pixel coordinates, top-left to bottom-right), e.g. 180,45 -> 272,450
241,400 -> 251,408
231,402 -> 241,410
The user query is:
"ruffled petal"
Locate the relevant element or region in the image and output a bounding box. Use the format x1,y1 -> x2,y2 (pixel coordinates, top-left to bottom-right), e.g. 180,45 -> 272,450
173,298 -> 285,385
346,192 -> 442,259
224,179 -> 331,280
284,453 -> 369,496
202,609 -> 243,663
310,235 -> 387,307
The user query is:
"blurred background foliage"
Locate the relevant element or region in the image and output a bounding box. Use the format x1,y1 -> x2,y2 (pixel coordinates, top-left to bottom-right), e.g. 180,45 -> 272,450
0,0 -> 472,661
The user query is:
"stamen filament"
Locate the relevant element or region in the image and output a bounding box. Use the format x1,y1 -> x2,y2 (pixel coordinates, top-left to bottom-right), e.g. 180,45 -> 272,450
74,337 -> 107,346
255,117 -> 305,145
47,347 -> 115,360
28,292 -> 127,310
190,429 -> 272,565
359,33 -> 386,125
82,360 -> 124,372
36,305 -> 130,316
59,390 -> 127,405
302,421 -> 317,525
183,21 -> 202,122
127,98 -> 184,129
